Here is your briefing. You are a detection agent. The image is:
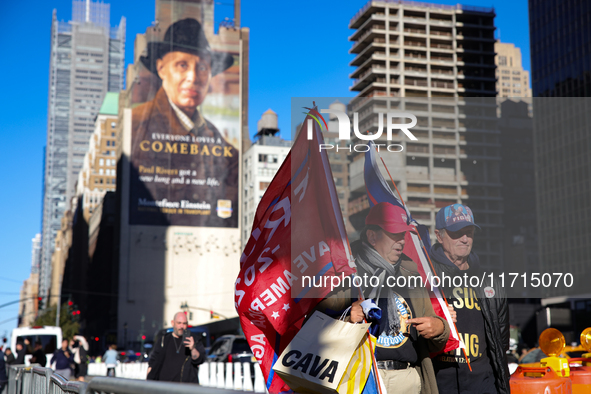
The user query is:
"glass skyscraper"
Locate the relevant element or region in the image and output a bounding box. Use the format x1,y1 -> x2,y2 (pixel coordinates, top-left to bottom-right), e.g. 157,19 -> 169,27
529,0 -> 591,296
40,0 -> 125,303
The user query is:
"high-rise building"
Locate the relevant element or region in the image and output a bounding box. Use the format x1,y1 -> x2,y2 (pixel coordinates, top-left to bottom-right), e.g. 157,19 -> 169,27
242,110 -> 291,247
18,273 -> 39,327
31,233 -> 42,275
75,92 -> 119,221
18,234 -> 42,327
529,0 -> 591,97
495,41 -> 532,98
40,0 -> 125,303
347,1 -> 503,271
529,0 -> 591,296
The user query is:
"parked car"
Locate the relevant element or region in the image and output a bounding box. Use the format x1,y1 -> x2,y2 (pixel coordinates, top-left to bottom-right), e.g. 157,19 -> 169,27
207,335 -> 254,363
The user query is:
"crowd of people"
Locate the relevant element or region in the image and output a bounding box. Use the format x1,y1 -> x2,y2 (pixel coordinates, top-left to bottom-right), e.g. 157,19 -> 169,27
0,334 -> 94,385
315,202 -> 512,394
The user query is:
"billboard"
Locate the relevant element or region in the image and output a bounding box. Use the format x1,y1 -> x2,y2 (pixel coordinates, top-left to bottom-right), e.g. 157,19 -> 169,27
129,13 -> 240,227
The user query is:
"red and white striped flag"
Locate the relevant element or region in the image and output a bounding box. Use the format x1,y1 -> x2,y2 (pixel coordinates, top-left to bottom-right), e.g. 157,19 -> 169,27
364,141 -> 460,354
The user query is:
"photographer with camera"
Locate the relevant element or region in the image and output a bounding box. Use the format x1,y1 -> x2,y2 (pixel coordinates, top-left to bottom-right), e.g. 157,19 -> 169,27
147,312 -> 206,383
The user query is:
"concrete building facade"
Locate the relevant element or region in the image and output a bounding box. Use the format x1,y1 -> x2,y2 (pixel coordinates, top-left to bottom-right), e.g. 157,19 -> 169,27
115,0 -> 248,347
40,0 -> 125,303
18,273 -> 39,327
18,234 -> 42,326
242,110 -> 291,246
347,1 -> 503,271
494,41 -> 532,98
76,92 -> 119,221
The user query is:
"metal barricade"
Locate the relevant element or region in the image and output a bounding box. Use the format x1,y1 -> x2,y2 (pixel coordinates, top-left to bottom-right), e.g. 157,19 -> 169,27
7,365 -> 255,394
85,377 -> 251,394
31,367 -> 53,393
49,372 -> 88,394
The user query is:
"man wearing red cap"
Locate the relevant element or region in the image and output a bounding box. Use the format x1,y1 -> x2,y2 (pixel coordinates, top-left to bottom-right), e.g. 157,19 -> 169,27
314,202 -> 449,394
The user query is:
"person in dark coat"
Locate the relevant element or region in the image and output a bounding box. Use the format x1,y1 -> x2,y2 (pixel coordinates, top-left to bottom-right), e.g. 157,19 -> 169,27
147,312 -> 206,383
0,348 -> 8,392
14,341 -> 27,365
4,348 -> 15,365
429,204 -> 510,394
31,342 -> 47,367
51,339 -> 73,380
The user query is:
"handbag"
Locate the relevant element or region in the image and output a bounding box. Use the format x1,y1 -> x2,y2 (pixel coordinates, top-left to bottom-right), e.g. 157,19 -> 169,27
273,311 -> 370,393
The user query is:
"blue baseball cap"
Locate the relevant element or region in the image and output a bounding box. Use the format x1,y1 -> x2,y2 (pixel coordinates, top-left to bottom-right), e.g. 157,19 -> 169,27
435,204 -> 481,232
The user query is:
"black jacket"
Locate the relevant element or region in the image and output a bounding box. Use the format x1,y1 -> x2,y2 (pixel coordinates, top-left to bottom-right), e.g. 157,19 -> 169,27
147,331 -> 206,383
429,244 -> 510,394
0,350 -> 7,387
14,348 -> 26,365
5,352 -> 15,365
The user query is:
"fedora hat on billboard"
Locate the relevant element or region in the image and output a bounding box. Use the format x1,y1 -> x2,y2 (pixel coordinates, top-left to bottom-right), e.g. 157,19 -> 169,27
140,18 -> 234,76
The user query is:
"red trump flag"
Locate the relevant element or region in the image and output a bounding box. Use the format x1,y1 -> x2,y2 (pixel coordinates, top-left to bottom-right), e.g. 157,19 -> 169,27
235,110 -> 355,392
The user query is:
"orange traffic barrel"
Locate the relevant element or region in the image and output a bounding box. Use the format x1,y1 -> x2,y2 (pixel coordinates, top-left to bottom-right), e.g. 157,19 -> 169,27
569,358 -> 591,394
510,366 -> 572,394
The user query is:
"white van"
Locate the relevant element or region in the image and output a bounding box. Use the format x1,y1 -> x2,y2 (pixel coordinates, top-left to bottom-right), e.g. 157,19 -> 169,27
10,326 -> 63,367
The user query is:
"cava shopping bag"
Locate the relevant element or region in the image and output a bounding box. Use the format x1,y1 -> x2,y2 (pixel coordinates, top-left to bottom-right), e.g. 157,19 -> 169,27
273,311 -> 370,394
337,332 -> 376,394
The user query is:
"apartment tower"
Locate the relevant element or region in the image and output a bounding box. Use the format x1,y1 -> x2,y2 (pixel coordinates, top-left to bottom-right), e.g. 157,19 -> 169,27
40,0 -> 125,303
347,1 -> 503,271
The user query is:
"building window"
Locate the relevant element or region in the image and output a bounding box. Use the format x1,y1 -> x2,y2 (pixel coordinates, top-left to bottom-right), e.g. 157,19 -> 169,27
99,158 -> 104,165
498,56 -> 507,66
111,122 -> 116,128
258,154 -> 267,162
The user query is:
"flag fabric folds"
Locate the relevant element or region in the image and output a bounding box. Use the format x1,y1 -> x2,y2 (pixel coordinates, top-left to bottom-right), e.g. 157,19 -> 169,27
363,140 -> 460,353
236,111 -> 356,393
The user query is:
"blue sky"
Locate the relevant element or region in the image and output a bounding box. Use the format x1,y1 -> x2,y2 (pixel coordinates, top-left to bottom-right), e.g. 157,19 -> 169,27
0,0 -> 530,338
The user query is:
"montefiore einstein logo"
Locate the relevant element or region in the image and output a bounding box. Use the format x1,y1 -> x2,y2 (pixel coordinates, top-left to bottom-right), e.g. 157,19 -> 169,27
304,107 -> 418,152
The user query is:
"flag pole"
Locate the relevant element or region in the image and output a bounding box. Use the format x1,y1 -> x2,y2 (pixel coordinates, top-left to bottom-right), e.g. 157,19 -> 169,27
308,105 -> 385,392
354,285 -> 384,394
372,144 -> 472,372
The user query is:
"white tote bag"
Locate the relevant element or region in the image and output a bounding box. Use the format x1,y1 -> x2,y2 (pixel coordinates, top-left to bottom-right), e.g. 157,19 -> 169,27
273,311 -> 370,393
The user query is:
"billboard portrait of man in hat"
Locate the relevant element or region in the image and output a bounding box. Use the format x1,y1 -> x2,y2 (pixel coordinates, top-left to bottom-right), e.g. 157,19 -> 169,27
130,18 -> 239,227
